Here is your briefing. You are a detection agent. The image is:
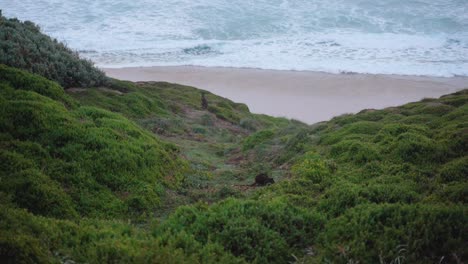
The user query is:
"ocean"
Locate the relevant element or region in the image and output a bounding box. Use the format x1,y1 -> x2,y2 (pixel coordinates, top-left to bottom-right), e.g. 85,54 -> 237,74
2,0 -> 468,76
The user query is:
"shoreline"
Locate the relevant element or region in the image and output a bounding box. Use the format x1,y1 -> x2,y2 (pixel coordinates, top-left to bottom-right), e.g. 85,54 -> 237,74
101,64 -> 468,79
103,66 -> 468,124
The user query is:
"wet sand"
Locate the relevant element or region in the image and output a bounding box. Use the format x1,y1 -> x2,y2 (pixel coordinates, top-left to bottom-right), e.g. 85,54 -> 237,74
103,66 -> 468,124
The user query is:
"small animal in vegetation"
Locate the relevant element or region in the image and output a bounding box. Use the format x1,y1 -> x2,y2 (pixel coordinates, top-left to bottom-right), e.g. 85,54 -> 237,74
253,173 -> 275,186
201,92 -> 208,109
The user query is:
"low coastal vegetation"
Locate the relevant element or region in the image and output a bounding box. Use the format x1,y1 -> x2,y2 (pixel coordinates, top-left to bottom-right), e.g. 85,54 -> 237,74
0,15 -> 467,263
0,15 -> 107,88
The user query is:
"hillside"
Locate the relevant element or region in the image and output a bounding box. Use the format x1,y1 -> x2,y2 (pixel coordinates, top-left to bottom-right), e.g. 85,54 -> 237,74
0,15 -> 107,88
0,15 -> 467,264
68,78 -> 468,263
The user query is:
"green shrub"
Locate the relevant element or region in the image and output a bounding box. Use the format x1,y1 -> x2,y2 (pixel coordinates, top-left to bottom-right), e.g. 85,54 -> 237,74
438,156 -> 468,183
0,205 -> 241,264
441,126 -> 468,158
215,186 -> 241,200
0,16 -> 107,88
208,105 -> 241,124
192,126 -> 207,134
321,121 -> 383,145
439,90 -> 468,107
284,129 -> 311,153
72,88 -> 167,118
389,132 -> 439,163
292,152 -> 334,183
400,114 -> 434,125
415,102 -> 455,116
239,118 -> 260,131
200,114 -> 215,126
427,182 -> 468,204
320,204 -> 467,263
242,130 -> 275,151
233,102 -> 250,112
330,140 -> 381,164
0,66 -> 188,218
159,199 -> 324,263
217,217 -> 288,263
270,129 -> 313,165
373,123 -> 429,145
0,65 -> 75,105
355,109 -> 389,122
0,168 -> 78,219
359,182 -> 420,204
317,181 -> 362,217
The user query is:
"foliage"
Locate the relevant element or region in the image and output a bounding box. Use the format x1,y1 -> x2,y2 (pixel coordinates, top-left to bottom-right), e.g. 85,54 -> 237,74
0,205 -> 242,264
158,199 -> 324,263
438,156 -> 468,183
0,15 -> 107,88
0,65 -> 187,219
320,204 -> 467,263
291,151 -> 335,183
242,130 -> 275,151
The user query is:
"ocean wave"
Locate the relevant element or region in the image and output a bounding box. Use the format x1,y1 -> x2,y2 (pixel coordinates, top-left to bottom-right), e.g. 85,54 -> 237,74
3,0 -> 468,76
183,45 -> 217,55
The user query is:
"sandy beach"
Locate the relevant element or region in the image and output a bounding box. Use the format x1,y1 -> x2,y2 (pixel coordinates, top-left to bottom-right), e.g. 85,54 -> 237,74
104,66 -> 468,124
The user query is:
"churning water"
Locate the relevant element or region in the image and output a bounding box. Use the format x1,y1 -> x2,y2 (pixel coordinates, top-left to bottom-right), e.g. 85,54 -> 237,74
3,0 -> 468,76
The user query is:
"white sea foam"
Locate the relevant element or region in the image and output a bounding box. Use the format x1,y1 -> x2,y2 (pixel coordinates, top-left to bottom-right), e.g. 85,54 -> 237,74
2,0 -> 468,76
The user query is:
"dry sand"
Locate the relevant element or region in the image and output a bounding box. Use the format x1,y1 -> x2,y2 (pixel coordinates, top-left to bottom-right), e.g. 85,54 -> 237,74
103,66 -> 468,124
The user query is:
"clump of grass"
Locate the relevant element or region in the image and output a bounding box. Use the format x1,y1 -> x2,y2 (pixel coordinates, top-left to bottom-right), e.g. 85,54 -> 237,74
158,198 -> 325,263
0,205 -> 242,263
320,204 -> 466,263
330,140 -> 381,164
242,130 -> 275,151
291,151 -> 335,183
438,156 -> 468,183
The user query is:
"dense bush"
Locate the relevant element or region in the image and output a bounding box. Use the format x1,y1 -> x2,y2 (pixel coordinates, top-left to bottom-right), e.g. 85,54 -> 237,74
320,121 -> 383,145
0,15 -> 107,88
438,156 -> 468,183
330,140 -> 381,164
0,66 -> 187,219
158,199 -> 324,263
208,104 -> 241,124
291,151 -> 335,183
0,205 -> 242,264
242,130 -> 275,151
71,87 -> 168,118
320,204 -> 467,263
389,132 -> 440,163
271,89 -> 467,262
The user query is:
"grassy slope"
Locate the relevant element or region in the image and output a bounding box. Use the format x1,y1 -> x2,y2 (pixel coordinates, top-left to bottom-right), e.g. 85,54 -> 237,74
0,64 -> 298,263
0,65 -> 191,220
0,65 -> 246,263
69,81 -> 304,209
1,63 -> 467,263
68,79 -> 468,263
250,90 -> 468,263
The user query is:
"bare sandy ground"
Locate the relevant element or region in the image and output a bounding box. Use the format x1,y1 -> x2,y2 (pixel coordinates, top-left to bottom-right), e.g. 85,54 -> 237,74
103,66 -> 468,124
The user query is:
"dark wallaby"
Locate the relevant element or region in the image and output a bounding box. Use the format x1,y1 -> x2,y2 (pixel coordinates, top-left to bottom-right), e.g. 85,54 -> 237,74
201,92 -> 208,109
253,173 -> 275,186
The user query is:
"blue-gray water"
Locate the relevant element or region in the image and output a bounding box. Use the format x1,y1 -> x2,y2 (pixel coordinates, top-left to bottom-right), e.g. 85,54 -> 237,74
2,0 -> 468,76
